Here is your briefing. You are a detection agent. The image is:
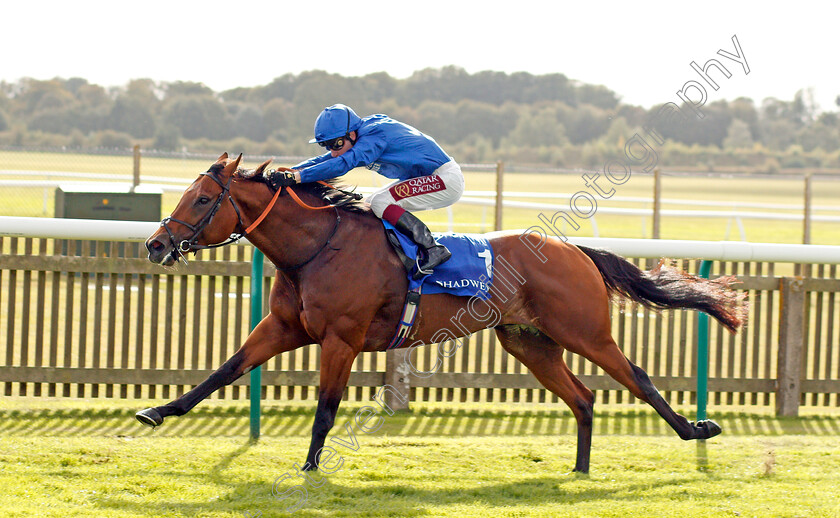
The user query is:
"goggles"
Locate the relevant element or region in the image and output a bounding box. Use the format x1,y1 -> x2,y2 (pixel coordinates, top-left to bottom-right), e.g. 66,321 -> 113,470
319,136 -> 347,151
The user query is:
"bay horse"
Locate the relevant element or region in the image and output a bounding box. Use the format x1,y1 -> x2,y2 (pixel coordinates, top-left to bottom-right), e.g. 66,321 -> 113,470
137,153 -> 744,473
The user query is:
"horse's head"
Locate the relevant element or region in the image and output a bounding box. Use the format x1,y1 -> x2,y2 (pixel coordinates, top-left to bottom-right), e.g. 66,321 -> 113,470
145,152 -> 270,266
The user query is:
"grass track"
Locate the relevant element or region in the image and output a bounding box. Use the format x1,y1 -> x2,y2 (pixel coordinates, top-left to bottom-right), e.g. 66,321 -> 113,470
1,399 -> 839,517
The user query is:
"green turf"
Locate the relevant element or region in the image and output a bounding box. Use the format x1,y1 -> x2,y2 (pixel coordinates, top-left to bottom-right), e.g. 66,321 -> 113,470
1,399 -> 839,517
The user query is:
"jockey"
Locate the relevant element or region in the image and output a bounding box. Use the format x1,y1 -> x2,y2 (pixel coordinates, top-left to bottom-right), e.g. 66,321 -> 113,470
274,104 -> 464,278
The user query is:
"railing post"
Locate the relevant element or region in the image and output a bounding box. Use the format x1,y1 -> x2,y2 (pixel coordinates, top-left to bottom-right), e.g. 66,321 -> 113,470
803,172 -> 812,245
384,348 -> 410,411
777,276 -> 804,417
798,173 -> 813,278
494,161 -> 504,231
652,168 -> 661,239
696,260 -> 712,422
132,145 -> 141,193
249,248 -> 265,439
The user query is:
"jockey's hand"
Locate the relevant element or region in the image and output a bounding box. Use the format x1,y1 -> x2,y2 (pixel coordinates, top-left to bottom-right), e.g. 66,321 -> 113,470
270,170 -> 298,189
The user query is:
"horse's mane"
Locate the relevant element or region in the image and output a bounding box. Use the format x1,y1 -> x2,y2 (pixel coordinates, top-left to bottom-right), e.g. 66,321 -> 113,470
236,167 -> 369,215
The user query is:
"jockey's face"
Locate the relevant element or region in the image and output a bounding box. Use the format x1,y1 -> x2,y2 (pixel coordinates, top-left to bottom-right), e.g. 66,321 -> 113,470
331,131 -> 356,158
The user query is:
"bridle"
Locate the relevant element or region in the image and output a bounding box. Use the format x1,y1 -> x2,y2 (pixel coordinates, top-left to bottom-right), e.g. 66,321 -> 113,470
158,167 -> 359,270
159,170 -> 248,265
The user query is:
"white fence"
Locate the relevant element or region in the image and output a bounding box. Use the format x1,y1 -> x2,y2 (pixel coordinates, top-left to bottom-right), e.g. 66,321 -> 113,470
3,216 -> 840,264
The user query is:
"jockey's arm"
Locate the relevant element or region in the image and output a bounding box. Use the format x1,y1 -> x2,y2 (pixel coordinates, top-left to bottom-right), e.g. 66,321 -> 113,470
295,134 -> 387,183
291,152 -> 331,171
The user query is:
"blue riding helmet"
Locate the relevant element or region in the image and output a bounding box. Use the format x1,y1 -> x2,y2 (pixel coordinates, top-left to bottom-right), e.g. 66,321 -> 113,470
309,104 -> 363,143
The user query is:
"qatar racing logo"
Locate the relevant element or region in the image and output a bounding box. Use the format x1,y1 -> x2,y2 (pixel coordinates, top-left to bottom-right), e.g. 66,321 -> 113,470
389,175 -> 446,201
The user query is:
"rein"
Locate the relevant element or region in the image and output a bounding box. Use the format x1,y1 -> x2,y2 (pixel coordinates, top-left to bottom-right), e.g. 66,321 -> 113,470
275,204 -> 341,271
271,179 -> 354,271
161,168 -> 358,269
242,183 -> 283,234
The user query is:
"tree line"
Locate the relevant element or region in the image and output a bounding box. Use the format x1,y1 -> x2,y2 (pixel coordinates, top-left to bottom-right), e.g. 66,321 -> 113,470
1,66 -> 838,171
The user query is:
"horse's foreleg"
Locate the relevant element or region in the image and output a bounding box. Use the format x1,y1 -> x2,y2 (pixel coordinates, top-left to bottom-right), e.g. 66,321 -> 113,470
302,336 -> 357,471
136,314 -> 308,428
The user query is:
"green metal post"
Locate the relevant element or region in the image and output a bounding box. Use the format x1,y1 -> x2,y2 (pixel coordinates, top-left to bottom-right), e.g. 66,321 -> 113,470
696,260 -> 712,421
249,248 -> 264,440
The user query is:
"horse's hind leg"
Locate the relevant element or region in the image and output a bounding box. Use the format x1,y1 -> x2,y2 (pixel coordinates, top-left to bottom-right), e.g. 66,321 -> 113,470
623,356 -> 721,440
559,331 -> 720,442
495,325 -> 595,473
526,252 -> 722,443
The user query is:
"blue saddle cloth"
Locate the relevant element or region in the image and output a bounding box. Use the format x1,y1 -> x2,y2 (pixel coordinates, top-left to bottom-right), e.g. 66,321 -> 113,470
382,221 -> 494,300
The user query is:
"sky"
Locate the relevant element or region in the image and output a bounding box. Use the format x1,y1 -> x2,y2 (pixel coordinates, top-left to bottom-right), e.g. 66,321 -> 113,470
3,1 -> 838,111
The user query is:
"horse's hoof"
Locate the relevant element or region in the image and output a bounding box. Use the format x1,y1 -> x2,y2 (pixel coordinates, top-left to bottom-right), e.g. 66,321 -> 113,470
136,408 -> 163,428
694,419 -> 722,439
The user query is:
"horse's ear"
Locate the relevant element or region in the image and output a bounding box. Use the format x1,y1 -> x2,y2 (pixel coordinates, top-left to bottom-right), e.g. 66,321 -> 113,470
216,152 -> 228,163
223,153 -> 242,176
254,159 -> 273,175
219,153 -> 242,178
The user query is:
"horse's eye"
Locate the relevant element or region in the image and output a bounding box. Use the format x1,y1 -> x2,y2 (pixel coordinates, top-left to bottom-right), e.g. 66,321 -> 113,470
196,196 -> 211,206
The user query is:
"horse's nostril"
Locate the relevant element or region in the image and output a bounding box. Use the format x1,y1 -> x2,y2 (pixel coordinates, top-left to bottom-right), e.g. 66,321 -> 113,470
148,239 -> 165,253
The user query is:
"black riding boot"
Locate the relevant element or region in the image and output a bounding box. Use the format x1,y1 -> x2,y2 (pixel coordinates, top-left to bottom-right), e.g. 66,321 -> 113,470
393,211 -> 451,279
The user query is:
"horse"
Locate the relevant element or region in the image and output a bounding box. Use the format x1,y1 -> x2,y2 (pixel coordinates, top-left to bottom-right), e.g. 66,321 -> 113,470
137,153 -> 744,474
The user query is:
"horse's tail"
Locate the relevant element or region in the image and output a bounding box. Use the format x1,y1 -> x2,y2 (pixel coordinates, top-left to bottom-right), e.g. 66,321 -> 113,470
576,245 -> 746,333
